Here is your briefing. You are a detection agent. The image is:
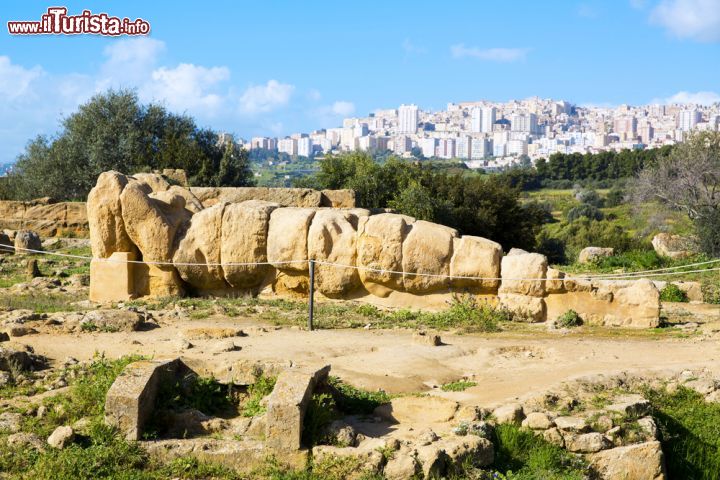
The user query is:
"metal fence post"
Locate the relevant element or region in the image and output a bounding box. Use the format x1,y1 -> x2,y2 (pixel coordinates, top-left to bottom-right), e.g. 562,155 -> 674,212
308,259 -> 315,331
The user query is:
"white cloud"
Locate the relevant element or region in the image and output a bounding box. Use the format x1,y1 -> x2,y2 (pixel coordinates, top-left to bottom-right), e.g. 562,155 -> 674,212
653,90 -> 720,104
450,44 -> 529,62
98,38 -> 165,89
650,0 -> 720,42
0,56 -> 43,100
331,101 -> 355,116
145,63 -> 230,112
239,80 -> 295,114
307,89 -> 322,101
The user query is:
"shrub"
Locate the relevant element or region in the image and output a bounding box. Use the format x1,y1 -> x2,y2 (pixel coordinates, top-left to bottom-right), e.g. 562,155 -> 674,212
702,282 -> 720,305
566,204 -> 604,222
302,393 -> 338,447
556,310 -> 583,328
660,284 -> 689,303
241,373 -> 277,417
329,377 -> 390,415
441,380 -> 477,392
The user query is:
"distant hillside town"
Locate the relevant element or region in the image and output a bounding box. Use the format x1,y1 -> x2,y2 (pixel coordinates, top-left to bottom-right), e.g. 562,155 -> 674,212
226,98 -> 720,171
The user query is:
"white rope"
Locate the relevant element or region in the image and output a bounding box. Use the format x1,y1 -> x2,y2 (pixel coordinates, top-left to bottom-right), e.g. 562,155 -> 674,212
2,243 -> 718,281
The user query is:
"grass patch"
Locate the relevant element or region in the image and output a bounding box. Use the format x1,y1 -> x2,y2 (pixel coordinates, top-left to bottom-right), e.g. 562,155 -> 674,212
441,380 -> 478,392
0,291 -> 85,312
241,373 -> 277,418
328,376 -> 391,415
490,423 -> 587,479
645,386 -> 720,480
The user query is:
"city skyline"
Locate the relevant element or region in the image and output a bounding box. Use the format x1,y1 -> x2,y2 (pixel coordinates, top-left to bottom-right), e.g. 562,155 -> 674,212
1,0 -> 720,163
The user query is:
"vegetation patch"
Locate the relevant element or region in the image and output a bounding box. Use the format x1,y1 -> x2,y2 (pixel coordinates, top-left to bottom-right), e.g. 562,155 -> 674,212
660,284 -> 689,303
441,380 -> 478,392
328,376 -> 391,415
555,310 -> 583,328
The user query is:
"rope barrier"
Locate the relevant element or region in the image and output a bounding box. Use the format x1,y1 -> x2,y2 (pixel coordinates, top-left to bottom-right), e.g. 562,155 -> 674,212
2,243 -> 718,282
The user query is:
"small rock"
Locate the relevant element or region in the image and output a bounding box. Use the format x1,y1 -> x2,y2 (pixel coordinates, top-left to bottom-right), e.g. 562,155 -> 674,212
469,421 -> 494,439
176,338 -> 193,350
26,259 -> 41,278
0,371 -> 11,387
521,412 -> 554,430
8,325 -> 38,337
553,416 -> 587,432
543,427 -> 565,447
492,403 -> 525,424
211,339 -> 241,353
705,390 -> 720,403
47,426 -> 74,449
383,451 -> 420,480
0,332 -> 8,342
324,420 -> 357,447
637,417 -> 658,439
565,432 -> 609,453
36,405 -> 46,418
684,378 -> 717,396
417,428 -> 439,445
605,394 -> 651,418
413,330 -> 442,346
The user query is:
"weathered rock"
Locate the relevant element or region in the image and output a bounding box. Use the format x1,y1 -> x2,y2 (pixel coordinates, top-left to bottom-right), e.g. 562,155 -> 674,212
498,293 -> 546,322
80,310 -> 144,332
0,346 -> 46,372
265,364 -> 330,451
441,435 -> 494,468
416,443 -> 447,479
87,171 -> 134,258
191,187 -> 323,208
492,403 -> 525,424
312,444 -> 384,477
605,394 -> 651,417
607,279 -> 661,328
267,208 -> 316,273
356,213 -> 411,294
554,416 -> 588,432
588,440 -> 667,480
221,200 -> 279,289
383,450 -> 420,479
47,426 -> 75,449
543,427 -> 565,447
412,330 -> 442,346
8,325 -> 38,337
14,230 -> 42,254
7,432 -> 45,450
173,203 -> 228,291
320,189 -> 356,208
521,412 -> 554,430
323,420 -> 357,447
0,412 -> 22,433
105,359 -> 182,440
401,220 -> 458,293
565,432 -> 608,453
638,417 -> 658,439
578,247 -> 614,264
652,233 -> 693,260
131,172 -> 170,193
308,210 -> 361,296
449,236 -> 503,291
120,181 -> 189,262
374,396 -> 459,424
683,378 -> 718,396
499,250 -> 547,297
166,185 -> 203,214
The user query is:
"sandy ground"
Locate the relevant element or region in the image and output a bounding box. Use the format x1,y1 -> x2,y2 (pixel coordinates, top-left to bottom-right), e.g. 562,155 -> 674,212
10,302 -> 720,410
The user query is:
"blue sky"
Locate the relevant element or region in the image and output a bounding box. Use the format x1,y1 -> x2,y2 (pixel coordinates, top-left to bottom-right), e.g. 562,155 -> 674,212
1,0 -> 719,162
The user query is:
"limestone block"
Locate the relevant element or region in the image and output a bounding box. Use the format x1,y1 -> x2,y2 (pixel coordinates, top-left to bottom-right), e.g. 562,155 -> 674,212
267,208 -> 316,273
373,396 -> 459,424
222,201 -> 279,289
173,203 -> 227,291
90,252 -> 135,302
105,359 -> 182,440
320,189 -> 356,208
588,441 -> 667,480
265,365 -> 330,451
652,233 -> 693,260
14,230 -> 41,254
578,247 -> 614,264
401,220 -> 458,293
546,267 -> 566,293
131,172 -> 171,192
308,210 -> 361,296
87,171 -> 135,258
499,250 -> 547,297
498,293 -> 546,322
611,279 -> 661,328
449,236 -> 502,291
356,213 -> 412,295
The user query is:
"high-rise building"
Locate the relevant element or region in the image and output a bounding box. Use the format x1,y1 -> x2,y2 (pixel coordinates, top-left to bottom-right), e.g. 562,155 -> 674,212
456,135 -> 472,159
398,104 -> 419,134
481,107 -> 496,133
471,137 -> 492,159
421,137 -> 437,158
277,138 -> 297,155
393,136 -> 412,154
510,113 -> 538,134
470,107 -> 482,133
613,116 -> 637,140
297,137 -> 312,157
678,109 -> 701,131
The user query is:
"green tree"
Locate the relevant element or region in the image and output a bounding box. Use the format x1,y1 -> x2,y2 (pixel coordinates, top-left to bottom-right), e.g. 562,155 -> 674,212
0,89 -> 254,201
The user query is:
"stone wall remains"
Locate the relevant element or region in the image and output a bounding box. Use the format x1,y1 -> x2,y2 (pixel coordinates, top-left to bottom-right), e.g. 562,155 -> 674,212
87,171 -> 660,328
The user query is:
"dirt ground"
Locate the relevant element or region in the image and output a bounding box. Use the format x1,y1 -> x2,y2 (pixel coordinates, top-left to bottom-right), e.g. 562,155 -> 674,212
10,301 -> 720,410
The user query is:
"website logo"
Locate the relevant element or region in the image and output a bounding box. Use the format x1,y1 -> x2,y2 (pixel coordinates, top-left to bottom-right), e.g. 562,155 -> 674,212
8,7 -> 150,36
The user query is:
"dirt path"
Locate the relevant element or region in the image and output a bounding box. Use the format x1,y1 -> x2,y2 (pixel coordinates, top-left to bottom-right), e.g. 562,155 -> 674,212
11,311 -> 720,408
